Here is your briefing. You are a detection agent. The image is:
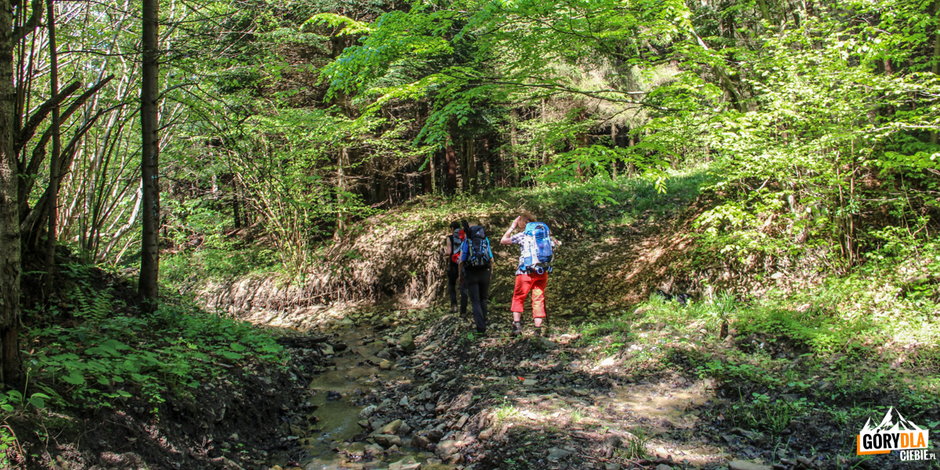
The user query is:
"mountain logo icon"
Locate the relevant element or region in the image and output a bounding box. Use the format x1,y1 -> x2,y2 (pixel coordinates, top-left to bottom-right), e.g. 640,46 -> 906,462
857,407 -> 931,457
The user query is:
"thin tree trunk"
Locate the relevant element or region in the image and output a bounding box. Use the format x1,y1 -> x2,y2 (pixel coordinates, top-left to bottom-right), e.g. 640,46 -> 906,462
444,142 -> 458,193
541,99 -> 548,166
931,0 -> 939,145
44,0 -> 60,294
611,124 -> 618,178
465,138 -> 476,193
139,0 -> 160,307
429,151 -> 437,194
510,109 -> 519,184
232,193 -> 241,228
334,147 -> 348,240
0,0 -> 22,386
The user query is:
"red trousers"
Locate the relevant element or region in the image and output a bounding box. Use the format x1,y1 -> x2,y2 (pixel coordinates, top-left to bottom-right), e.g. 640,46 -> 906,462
511,272 -> 548,318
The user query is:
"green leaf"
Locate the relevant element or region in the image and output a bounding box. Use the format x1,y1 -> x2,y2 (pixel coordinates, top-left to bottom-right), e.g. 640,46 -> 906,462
27,393 -> 51,409
219,351 -> 244,360
61,371 -> 86,386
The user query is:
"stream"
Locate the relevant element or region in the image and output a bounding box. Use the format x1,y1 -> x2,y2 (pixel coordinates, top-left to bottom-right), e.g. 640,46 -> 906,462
293,326 -> 452,470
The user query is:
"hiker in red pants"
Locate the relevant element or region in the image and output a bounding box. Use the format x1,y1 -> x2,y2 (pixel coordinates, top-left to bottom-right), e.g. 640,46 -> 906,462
500,211 -> 559,336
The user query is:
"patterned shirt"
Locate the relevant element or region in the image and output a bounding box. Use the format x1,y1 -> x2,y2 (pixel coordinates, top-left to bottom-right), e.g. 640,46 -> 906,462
510,231 -> 538,275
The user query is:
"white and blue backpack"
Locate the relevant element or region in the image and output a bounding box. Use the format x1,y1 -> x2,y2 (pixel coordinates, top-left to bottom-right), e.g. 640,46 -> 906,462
520,222 -> 554,274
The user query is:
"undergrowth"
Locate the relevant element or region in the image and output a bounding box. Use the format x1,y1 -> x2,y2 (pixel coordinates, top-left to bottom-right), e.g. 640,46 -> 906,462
2,261 -> 287,465
572,256 -> 939,440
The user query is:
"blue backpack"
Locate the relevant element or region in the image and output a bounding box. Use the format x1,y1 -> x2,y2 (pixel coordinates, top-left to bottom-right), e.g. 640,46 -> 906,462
520,222 -> 554,273
465,225 -> 493,268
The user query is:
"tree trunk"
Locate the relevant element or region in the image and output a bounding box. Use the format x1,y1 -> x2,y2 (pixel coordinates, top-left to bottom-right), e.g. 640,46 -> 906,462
541,99 -> 549,166
931,0 -> 939,145
510,110 -> 519,184
444,142 -> 458,193
611,124 -> 618,177
428,150 -> 436,194
44,0 -> 60,294
465,138 -> 477,193
334,147 -> 348,240
139,0 -> 160,307
232,193 -> 241,228
0,0 -> 22,386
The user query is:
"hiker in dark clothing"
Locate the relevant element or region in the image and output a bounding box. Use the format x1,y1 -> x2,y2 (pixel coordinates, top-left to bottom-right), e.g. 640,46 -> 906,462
443,222 -> 467,313
457,223 -> 494,334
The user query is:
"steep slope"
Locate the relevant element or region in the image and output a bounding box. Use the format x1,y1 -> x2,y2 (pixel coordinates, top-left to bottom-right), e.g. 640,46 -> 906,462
198,171 -> 713,326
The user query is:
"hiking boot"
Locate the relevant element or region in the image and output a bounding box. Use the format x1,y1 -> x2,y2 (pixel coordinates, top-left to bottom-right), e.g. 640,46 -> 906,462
511,321 -> 522,337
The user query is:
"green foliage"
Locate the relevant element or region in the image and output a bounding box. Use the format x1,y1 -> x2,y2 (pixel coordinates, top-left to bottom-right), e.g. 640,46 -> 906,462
0,425 -> 17,469
25,282 -> 286,413
673,2 -> 940,274
729,392 -> 811,434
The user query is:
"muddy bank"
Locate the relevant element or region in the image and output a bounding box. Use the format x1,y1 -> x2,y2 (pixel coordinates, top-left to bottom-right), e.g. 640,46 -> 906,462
12,333 -> 330,470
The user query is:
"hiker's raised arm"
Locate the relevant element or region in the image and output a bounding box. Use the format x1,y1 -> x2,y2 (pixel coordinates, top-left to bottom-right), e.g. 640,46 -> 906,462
501,216 -> 521,245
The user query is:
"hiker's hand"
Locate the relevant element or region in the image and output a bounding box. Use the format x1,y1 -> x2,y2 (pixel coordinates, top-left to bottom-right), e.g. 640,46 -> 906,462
512,216 -> 523,229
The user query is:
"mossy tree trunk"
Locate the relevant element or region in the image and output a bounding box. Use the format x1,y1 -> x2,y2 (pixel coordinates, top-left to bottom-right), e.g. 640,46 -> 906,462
0,0 -> 22,386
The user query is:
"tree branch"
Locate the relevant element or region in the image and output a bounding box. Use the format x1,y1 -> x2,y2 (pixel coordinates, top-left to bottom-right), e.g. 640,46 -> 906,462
15,80 -> 81,153
13,0 -> 42,42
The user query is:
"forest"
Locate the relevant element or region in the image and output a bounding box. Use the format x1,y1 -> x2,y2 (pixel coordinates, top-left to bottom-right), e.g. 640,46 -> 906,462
0,0 -> 937,468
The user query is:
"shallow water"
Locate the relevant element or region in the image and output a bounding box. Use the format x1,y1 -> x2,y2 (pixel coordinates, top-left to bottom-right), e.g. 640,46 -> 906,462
300,327 -> 408,468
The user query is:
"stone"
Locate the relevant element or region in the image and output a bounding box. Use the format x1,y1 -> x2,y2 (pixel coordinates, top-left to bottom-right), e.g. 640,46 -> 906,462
537,337 -> 557,349
343,442 -> 367,458
399,332 -> 415,351
547,447 -> 572,462
321,343 -> 335,355
359,405 -> 378,419
388,456 -> 421,470
373,434 -> 402,448
399,395 -> 410,407
655,465 -> 672,470
413,434 -> 431,449
729,460 -> 773,470
380,419 -> 404,435
435,439 -> 461,460
379,359 -> 394,370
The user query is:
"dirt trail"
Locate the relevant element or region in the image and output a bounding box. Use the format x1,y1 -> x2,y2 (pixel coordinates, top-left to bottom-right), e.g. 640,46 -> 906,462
262,308 -> 743,470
